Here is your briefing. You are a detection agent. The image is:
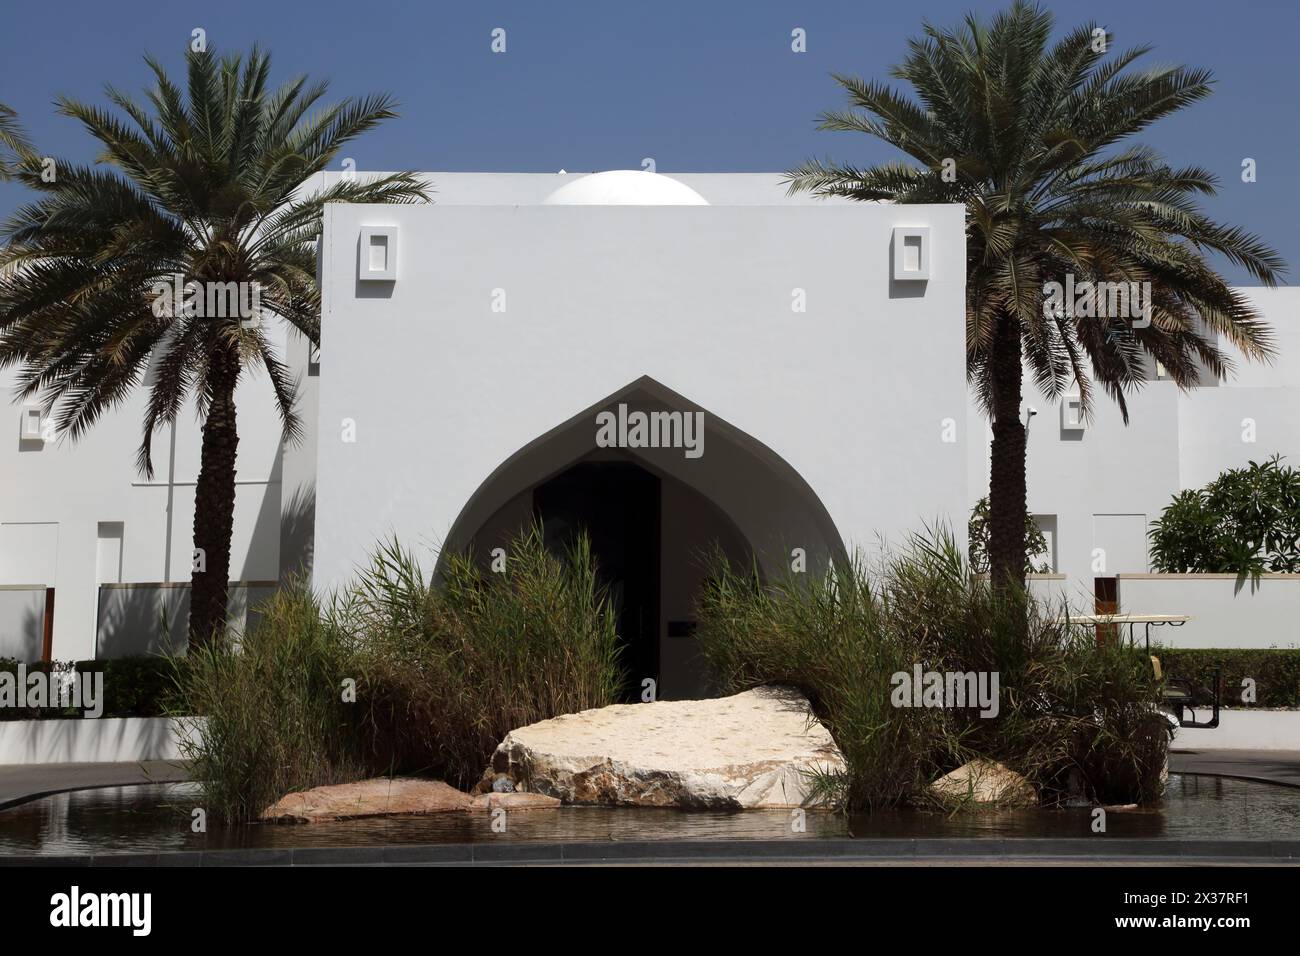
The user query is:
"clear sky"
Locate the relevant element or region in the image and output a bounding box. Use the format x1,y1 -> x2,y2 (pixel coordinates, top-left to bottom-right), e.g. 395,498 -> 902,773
1,0 -> 1295,284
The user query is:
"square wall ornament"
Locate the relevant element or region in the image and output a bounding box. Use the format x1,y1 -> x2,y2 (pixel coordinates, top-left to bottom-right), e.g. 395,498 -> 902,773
358,226 -> 398,281
1061,395 -> 1086,431
892,226 -> 930,281
20,404 -> 44,442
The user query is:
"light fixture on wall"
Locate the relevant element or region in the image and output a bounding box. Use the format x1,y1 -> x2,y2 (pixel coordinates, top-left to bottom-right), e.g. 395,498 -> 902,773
358,226 -> 398,281
892,226 -> 930,281
19,405 -> 44,443
1060,395 -> 1086,431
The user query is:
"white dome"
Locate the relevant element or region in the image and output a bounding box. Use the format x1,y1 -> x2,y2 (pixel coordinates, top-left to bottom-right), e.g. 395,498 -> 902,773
543,170 -> 709,206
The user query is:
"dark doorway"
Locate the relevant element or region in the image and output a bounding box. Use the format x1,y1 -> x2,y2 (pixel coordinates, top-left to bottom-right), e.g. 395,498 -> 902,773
533,461 -> 660,702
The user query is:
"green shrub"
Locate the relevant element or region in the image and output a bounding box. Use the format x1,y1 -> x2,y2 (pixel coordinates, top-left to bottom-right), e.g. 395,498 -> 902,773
967,496 -> 1052,575
695,527 -> 1170,811
0,660 -> 72,720
86,656 -> 177,717
1149,455 -> 1300,576
1156,648 -> 1300,707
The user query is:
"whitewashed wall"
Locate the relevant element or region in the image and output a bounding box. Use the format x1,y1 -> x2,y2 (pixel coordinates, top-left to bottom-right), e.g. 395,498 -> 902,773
967,380 -> 1183,588
1118,573 -> 1300,649
312,198 -> 970,594
1177,386 -> 1300,490
1171,711 -> 1300,751
0,716 -> 197,764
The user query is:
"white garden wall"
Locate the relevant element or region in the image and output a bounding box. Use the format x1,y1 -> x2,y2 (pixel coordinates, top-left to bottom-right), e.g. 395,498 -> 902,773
1171,710 -> 1300,751
0,716 -> 197,765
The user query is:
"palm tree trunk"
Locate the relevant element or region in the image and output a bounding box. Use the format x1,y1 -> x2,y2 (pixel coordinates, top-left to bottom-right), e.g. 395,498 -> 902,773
988,310 -> 1028,593
189,347 -> 240,648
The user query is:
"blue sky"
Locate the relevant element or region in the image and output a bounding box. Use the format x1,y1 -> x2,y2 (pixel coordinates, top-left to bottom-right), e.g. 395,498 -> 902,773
1,0 -> 1295,284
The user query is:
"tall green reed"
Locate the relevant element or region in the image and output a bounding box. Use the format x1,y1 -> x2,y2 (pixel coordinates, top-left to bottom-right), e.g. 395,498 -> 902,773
695,526 -> 1169,811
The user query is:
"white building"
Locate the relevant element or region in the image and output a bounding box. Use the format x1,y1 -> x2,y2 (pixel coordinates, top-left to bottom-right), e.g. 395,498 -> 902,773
2,171 -> 1297,680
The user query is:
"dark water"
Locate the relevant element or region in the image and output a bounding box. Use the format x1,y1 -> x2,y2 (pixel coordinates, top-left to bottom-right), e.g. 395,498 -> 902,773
1,774 -> 1297,857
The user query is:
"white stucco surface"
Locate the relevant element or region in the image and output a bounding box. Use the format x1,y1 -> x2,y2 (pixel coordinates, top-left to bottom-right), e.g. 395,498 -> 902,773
312,198 -> 969,593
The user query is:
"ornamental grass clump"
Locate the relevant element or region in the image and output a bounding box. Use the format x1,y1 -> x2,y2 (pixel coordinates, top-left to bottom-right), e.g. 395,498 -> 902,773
172,524 -> 623,821
695,527 -> 1169,812
334,524 -> 624,790
170,585 -> 367,824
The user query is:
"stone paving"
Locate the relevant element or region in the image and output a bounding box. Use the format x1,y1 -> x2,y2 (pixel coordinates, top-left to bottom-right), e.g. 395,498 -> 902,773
0,760 -> 190,809
1170,749 -> 1300,789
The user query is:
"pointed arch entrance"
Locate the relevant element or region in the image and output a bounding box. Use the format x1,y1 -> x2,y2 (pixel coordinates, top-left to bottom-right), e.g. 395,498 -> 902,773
438,377 -> 847,700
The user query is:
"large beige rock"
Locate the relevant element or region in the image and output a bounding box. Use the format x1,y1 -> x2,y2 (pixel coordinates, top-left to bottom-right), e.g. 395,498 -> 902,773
263,777 -> 470,823
929,759 -> 1036,808
484,686 -> 844,809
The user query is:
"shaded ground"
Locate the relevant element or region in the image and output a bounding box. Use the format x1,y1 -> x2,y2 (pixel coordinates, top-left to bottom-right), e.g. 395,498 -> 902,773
0,760 -> 190,810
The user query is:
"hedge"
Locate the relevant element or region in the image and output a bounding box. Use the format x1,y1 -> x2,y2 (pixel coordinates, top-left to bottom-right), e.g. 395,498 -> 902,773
0,656 -> 178,720
1156,648 -> 1300,708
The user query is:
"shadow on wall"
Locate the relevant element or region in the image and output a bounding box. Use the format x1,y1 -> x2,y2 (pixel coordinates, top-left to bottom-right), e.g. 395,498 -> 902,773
95,583 -> 278,659
95,586 -> 189,659
279,482 -> 316,581
0,587 -> 46,661
20,603 -> 41,660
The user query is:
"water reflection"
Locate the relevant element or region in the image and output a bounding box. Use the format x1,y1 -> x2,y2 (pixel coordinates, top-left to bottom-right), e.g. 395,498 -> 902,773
0,774 -> 1296,857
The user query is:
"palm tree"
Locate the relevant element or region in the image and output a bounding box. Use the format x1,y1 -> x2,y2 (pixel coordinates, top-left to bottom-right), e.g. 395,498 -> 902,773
787,1 -> 1284,592
0,104 -> 34,178
0,46 -> 429,646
